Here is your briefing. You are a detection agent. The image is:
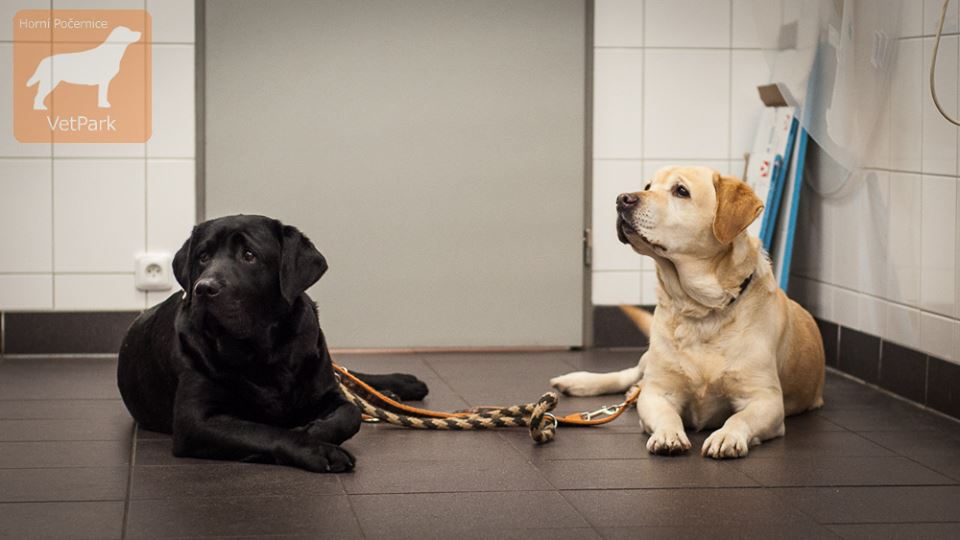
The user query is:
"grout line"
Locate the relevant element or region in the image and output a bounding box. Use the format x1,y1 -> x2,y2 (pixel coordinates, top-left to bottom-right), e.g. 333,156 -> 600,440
120,423 -> 137,540
797,275 -> 960,324
826,366 -> 960,426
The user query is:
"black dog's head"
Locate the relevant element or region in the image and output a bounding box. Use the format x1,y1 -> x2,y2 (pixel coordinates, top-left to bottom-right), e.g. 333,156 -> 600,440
173,215 -> 327,337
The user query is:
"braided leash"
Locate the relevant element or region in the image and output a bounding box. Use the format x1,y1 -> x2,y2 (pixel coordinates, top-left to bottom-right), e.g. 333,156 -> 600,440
333,363 -> 640,445
339,381 -> 559,443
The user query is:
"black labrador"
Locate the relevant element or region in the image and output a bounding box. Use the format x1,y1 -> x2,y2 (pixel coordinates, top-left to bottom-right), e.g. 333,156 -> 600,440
117,215 -> 428,472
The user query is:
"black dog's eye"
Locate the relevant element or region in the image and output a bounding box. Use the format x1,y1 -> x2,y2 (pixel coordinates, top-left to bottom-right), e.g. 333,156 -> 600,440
673,185 -> 690,198
644,183 -> 652,191
242,249 -> 257,263
198,252 -> 210,264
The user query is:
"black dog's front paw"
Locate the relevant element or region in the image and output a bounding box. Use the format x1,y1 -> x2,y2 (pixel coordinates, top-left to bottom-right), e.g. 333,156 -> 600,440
388,373 -> 429,401
289,442 -> 355,473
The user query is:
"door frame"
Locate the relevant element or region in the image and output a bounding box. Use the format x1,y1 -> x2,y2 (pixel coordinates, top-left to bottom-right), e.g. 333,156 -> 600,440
194,0 -> 595,348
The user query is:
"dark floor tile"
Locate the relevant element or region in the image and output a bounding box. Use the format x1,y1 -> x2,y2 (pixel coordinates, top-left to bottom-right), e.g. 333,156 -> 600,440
131,463 -> 342,499
748,431 -> 893,458
0,440 -> 130,468
775,486 -> 960,523
817,402 -> 959,432
536,458 -> 757,489
0,417 -> 132,441
136,427 -> 171,440
341,457 -> 551,494
501,429 -> 648,461
349,491 -> 590,539
563,488 -> 811,528
859,431 -> 960,481
821,372 -> 901,410
878,341 -> 928,404
348,427 -> 521,462
599,522 -> 837,540
337,353 -> 471,410
0,399 -> 127,420
561,348 -> 645,372
838,328 -> 881,383
732,456 -> 953,487
124,495 -> 362,538
0,357 -> 121,400
3,311 -> 138,355
0,467 -> 128,502
0,501 -> 124,539
134,439 -> 218,466
425,352 -> 574,405
927,356 -> 960,420
782,411 -> 846,433
816,318 -> 840,368
828,523 -> 960,539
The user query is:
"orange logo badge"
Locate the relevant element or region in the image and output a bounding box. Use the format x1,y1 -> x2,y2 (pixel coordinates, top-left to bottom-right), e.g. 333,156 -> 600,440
13,10 -> 151,143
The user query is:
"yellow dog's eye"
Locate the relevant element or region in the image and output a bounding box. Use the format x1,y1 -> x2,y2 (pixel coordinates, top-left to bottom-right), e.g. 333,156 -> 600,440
644,183 -> 651,191
673,185 -> 690,198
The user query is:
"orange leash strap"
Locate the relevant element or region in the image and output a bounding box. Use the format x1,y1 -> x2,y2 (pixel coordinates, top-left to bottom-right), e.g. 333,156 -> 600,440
332,362 -> 641,427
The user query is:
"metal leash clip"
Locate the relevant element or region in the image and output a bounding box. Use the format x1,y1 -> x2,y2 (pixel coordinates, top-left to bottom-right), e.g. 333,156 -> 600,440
580,403 -> 623,421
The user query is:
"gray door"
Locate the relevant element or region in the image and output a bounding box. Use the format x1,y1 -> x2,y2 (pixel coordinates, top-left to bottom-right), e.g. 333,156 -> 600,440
203,0 -> 587,348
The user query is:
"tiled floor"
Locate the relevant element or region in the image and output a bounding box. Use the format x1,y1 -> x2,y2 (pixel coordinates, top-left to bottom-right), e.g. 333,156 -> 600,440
1,350 -> 960,539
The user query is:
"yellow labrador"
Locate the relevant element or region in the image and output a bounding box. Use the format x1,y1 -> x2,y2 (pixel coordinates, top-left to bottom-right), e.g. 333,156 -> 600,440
552,166 -> 824,458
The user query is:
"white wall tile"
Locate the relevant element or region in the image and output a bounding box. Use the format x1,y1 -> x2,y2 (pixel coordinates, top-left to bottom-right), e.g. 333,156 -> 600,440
886,302 -> 922,349
53,159 -> 145,272
594,0 -> 643,47
592,271 -> 641,305
54,274 -> 145,310
146,0 -> 195,44
644,49 -> 730,159
832,287 -> 860,330
0,159 -> 52,272
0,0 -> 50,42
805,280 -> 835,321
592,160 -> 644,270
730,50 -> 769,160
147,289 -> 179,307
593,48 -> 643,158
641,160 -> 729,180
858,171 -> 890,298
0,43 -> 51,157
148,44 -> 195,158
924,0 -> 960,36
888,39 -> 923,173
640,269 -> 658,304
0,274 -> 53,310
886,173 -> 922,305
922,36 -> 959,176
858,294 -> 886,337
52,0 -> 145,9
920,311 -> 960,362
645,0 -> 730,48
920,175 -> 958,317
147,159 -> 195,254
731,0 -> 762,48
899,0 -> 923,37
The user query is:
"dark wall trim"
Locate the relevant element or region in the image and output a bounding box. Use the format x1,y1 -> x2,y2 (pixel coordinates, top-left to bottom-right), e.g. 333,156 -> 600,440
816,318 -> 960,422
1,312 -> 139,355
592,305 -> 651,348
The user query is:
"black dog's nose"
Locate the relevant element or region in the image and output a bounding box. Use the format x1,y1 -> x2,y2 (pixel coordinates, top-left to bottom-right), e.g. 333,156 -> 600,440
617,193 -> 639,210
194,278 -> 222,298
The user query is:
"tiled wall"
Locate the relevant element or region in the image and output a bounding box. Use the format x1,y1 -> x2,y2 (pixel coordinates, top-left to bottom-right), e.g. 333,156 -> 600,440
790,1 -> 960,366
0,0 -> 196,311
590,0 -> 771,306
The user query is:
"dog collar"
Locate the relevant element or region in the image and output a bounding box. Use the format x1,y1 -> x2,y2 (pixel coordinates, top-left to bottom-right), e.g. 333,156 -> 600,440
727,273 -> 754,307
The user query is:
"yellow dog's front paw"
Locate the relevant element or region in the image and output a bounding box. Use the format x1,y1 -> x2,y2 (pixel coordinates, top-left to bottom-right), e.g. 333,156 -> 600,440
646,429 -> 691,455
702,427 -> 750,459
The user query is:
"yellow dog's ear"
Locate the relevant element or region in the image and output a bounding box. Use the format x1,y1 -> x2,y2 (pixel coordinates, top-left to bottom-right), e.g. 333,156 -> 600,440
712,172 -> 763,245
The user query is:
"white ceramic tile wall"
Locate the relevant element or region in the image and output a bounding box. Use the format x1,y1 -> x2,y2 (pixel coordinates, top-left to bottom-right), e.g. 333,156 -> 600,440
788,3 -> 960,365
592,2 -> 960,365
0,0 -> 196,311
591,0 -> 769,311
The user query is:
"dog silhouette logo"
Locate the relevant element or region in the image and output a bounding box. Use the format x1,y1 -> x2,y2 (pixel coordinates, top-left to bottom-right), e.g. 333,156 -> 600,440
27,26 -> 142,111
13,10 -> 151,143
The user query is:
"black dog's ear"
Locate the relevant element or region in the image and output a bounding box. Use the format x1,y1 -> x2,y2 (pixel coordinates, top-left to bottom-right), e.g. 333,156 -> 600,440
279,225 -> 328,304
172,231 -> 193,295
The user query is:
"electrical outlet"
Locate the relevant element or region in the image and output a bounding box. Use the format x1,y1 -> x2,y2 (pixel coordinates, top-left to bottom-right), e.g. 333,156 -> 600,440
135,253 -> 174,292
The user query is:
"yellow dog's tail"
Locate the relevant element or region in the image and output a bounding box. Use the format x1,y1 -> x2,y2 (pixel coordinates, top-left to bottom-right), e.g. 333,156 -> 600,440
619,305 -> 653,337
